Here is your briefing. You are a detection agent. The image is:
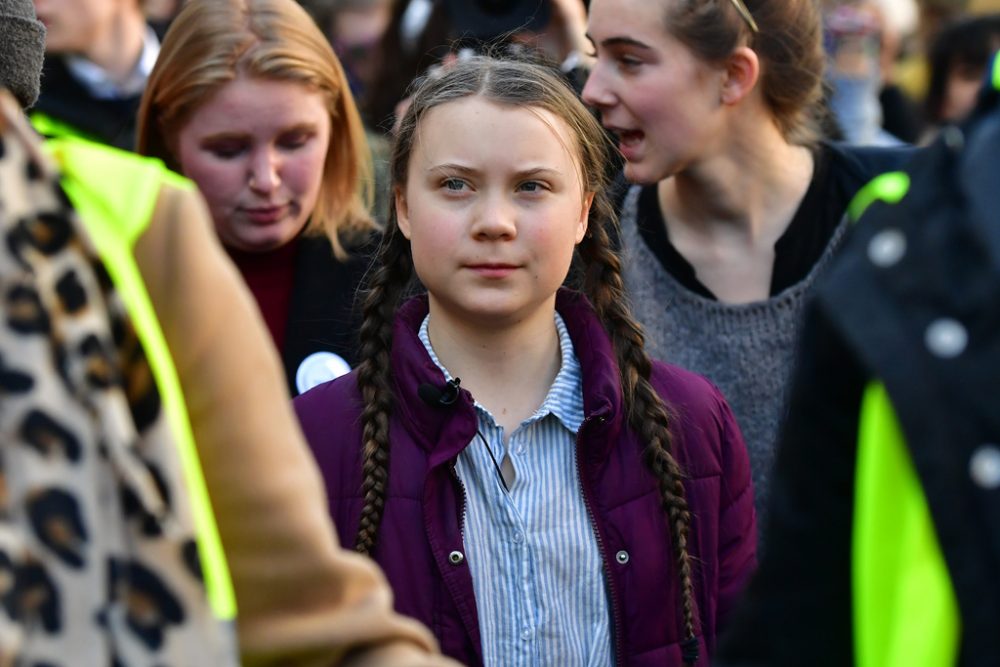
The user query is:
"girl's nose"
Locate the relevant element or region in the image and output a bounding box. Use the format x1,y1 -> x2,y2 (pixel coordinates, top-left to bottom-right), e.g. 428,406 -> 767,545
471,194 -> 518,240
581,65 -> 615,109
248,149 -> 280,193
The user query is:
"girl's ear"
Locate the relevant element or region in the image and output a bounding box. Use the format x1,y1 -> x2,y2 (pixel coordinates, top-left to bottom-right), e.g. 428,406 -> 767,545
720,46 -> 760,106
394,185 -> 412,239
576,192 -> 595,244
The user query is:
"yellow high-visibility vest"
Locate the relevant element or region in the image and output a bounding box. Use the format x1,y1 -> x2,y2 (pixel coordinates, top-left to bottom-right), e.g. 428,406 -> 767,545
46,136 -> 237,623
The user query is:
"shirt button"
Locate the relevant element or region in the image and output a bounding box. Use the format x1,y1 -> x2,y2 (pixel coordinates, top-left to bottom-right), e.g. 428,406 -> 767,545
867,228 -> 906,268
448,550 -> 465,565
925,318 -> 968,358
615,550 -> 630,565
970,445 -> 1000,489
521,628 -> 532,640
512,532 -> 524,544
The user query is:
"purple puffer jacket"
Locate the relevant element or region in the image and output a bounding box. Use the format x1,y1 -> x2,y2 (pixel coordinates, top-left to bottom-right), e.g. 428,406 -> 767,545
295,291 -> 757,666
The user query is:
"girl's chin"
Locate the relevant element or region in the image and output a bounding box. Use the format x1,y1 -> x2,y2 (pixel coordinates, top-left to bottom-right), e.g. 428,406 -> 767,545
623,161 -> 661,186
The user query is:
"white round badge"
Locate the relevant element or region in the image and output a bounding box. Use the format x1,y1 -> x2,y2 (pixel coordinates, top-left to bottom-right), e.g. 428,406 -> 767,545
296,351 -> 352,394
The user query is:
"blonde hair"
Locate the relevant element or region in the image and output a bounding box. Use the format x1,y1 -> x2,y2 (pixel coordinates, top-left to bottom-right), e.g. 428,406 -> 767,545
136,0 -> 375,257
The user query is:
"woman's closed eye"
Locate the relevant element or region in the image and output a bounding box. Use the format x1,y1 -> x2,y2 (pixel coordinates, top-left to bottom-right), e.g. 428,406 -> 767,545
203,138 -> 248,159
278,130 -> 315,151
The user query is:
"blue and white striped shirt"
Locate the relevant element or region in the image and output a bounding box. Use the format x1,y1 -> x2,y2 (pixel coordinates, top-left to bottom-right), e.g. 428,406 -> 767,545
419,314 -> 613,666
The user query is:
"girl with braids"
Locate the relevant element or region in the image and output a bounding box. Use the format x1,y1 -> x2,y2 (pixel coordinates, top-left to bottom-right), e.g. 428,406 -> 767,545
295,54 -> 756,666
581,0 -> 913,523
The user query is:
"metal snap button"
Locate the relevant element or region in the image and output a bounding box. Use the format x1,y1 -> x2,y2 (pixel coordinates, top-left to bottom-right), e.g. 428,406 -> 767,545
970,445 -> 1000,490
615,550 -> 629,565
867,228 -> 906,268
925,318 -> 968,358
448,550 -> 465,565
942,125 -> 964,151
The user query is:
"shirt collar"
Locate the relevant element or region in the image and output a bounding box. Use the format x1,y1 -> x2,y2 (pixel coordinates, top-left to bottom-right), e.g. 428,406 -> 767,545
417,313 -> 585,434
66,25 -> 160,100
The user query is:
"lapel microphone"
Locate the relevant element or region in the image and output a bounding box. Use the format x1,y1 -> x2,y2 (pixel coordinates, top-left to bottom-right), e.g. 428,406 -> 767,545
416,377 -> 511,492
418,377 -> 462,408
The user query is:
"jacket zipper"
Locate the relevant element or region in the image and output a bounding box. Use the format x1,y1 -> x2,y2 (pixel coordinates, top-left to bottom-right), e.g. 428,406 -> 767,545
450,463 -> 469,552
576,414 -> 625,667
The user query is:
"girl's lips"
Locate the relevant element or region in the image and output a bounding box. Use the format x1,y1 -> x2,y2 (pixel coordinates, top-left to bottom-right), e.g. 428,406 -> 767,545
616,130 -> 645,161
243,205 -> 290,224
466,264 -> 518,279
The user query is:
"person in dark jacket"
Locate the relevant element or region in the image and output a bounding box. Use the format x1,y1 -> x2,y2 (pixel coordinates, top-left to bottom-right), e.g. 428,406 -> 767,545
30,0 -> 156,148
294,54 -> 757,666
715,53 -> 1000,667
137,0 -> 378,396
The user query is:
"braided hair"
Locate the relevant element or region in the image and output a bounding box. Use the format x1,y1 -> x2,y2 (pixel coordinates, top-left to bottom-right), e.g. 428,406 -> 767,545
354,54 -> 700,662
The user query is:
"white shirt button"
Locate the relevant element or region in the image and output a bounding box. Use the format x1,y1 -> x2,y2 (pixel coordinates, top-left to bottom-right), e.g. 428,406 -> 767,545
521,628 -> 532,641
925,318 -> 968,358
512,532 -> 524,544
867,228 -> 906,268
970,445 -> 1000,489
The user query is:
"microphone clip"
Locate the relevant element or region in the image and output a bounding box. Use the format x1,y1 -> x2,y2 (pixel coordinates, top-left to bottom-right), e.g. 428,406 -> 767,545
438,377 -> 461,406
418,377 -> 462,408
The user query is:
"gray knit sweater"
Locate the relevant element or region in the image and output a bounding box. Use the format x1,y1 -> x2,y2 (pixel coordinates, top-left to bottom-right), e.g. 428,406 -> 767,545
619,185 -> 849,522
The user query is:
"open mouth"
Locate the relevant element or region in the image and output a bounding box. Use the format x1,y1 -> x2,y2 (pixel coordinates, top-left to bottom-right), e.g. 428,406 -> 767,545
617,129 -> 644,146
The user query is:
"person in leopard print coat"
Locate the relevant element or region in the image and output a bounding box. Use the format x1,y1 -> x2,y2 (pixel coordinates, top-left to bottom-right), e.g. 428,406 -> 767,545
0,1 -> 455,664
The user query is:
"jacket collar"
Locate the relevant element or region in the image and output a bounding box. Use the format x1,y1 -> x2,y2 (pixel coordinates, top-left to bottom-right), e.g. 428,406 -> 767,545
390,290 -> 625,465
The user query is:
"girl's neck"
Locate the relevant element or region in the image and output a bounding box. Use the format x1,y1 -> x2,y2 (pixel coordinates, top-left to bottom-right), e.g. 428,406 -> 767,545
661,121 -> 814,240
82,11 -> 147,85
656,119 -> 816,303
426,298 -> 562,435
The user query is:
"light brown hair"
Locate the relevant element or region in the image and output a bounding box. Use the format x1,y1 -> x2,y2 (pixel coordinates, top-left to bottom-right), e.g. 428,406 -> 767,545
663,0 -> 826,145
136,0 -> 375,257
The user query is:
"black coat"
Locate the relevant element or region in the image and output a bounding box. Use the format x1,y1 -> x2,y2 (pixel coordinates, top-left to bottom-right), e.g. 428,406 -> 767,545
281,234 -> 374,396
716,87 -> 1000,667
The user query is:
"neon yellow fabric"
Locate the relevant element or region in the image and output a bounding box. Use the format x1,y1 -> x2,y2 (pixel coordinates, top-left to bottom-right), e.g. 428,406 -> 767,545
853,382 -> 960,667
848,172 -> 911,223
30,111 -> 101,143
992,52 -> 1000,92
46,137 -> 237,622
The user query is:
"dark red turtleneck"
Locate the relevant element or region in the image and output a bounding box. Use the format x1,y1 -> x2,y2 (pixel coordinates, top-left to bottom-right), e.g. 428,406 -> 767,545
226,238 -> 299,354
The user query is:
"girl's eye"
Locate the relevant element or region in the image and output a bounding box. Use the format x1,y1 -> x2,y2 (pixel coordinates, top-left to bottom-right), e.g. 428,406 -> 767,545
205,141 -> 247,159
442,178 -> 467,191
278,131 -> 312,150
518,180 -> 547,193
618,55 -> 643,70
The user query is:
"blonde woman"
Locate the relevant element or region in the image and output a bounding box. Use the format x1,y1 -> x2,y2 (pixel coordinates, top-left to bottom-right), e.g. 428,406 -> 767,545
138,0 -> 377,395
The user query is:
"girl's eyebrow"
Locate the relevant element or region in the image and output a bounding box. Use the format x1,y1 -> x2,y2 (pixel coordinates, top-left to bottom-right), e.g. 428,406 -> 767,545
199,122 -> 318,143
586,34 -> 653,51
428,164 -> 563,179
